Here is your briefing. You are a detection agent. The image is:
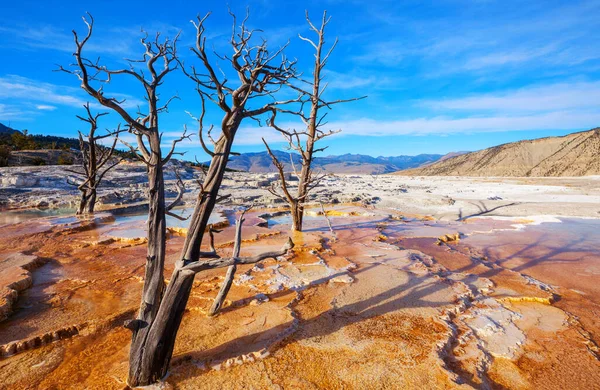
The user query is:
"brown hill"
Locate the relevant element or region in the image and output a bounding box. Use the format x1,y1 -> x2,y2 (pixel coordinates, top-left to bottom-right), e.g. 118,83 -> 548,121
397,128 -> 600,177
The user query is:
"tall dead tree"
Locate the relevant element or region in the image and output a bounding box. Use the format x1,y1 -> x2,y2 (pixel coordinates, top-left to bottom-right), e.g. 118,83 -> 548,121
66,103 -> 123,215
63,11 -> 299,386
264,11 -> 365,232
113,11 -> 301,384
59,14 -> 190,386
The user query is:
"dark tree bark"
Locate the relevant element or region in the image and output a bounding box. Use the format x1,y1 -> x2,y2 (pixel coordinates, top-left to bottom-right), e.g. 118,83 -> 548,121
66,103 -> 123,215
80,188 -> 97,214
264,11 -> 365,232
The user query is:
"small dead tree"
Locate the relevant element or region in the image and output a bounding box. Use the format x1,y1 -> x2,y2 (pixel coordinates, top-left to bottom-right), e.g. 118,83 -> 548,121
66,103 -> 123,215
264,11 -> 365,232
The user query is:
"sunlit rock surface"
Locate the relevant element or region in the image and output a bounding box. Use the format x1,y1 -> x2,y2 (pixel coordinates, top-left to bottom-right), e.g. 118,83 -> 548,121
0,169 -> 600,389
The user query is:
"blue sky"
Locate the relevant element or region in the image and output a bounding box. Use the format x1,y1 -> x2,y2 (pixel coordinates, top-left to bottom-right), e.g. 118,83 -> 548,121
1,0 -> 599,159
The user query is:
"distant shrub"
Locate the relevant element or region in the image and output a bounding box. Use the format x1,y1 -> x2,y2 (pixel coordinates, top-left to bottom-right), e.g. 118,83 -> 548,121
0,145 -> 10,167
58,154 -> 74,165
11,130 -> 38,150
31,157 -> 46,166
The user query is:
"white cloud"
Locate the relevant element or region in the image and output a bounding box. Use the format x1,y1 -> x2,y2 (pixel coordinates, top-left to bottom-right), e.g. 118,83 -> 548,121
324,70 -> 398,91
325,111 -> 600,137
0,75 -> 85,107
0,75 -> 145,110
202,110 -> 600,145
354,1 -> 600,77
235,125 -> 288,146
421,81 -> 600,112
0,22 -> 181,56
35,104 -> 57,111
158,79 -> 600,146
160,124 -> 289,150
0,103 -> 32,121
0,25 -> 74,52
462,44 -> 559,70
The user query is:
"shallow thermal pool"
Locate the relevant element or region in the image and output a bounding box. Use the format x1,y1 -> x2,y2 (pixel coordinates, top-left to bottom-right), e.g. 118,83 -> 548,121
462,216 -> 600,300
0,206 -> 225,238
264,212 -> 322,227
105,207 -> 226,238
0,207 -> 75,227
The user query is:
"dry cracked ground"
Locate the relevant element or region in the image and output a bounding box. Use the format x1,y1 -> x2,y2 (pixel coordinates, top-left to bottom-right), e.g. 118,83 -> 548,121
0,165 -> 600,389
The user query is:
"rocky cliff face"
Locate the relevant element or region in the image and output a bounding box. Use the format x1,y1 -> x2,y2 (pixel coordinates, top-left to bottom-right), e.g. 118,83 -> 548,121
397,128 -> 600,177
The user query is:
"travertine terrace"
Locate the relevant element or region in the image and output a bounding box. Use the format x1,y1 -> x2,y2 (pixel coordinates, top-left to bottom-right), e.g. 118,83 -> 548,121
0,164 -> 599,389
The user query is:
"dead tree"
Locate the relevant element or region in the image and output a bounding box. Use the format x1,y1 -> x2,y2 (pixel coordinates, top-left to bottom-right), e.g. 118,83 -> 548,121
264,11 -> 365,232
112,11 -> 301,384
63,10 -> 298,386
59,14 -> 190,386
66,103 -> 123,215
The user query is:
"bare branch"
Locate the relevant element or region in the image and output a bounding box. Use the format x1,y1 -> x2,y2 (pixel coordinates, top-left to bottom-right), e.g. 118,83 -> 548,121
120,139 -> 148,164
162,126 -> 193,165
262,138 -> 295,204
180,234 -> 293,274
166,210 -> 189,221
166,170 -> 185,211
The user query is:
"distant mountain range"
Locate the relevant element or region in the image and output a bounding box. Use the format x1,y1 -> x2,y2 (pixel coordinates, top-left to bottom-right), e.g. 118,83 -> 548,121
222,150 -> 447,174
1,122 -> 458,174
0,123 -> 20,135
398,128 -> 600,177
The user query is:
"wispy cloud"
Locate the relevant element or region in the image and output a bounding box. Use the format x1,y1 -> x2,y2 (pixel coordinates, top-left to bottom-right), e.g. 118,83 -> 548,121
0,25 -> 74,52
327,111 -> 600,137
462,44 -> 560,70
0,21 -> 181,56
0,75 -> 144,110
0,75 -> 84,107
216,79 -> 600,144
35,104 -> 57,111
324,70 -> 398,91
354,0 -> 600,77
159,78 -> 600,147
226,110 -> 600,145
0,103 -> 34,121
421,81 -> 600,112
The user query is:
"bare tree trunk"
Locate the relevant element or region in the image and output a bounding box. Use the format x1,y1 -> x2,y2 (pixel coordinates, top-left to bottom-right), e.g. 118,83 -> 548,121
127,131 -> 234,385
127,111 -> 293,385
129,191 -> 294,386
76,187 -> 96,215
208,264 -> 236,315
209,209 -> 245,316
265,11 -> 364,233
128,134 -> 168,385
85,189 -> 96,214
290,199 -> 303,232
62,14 -> 195,387
76,191 -> 89,215
68,103 -> 123,216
